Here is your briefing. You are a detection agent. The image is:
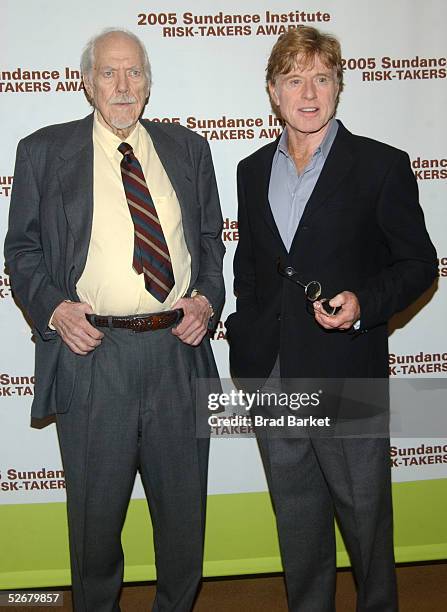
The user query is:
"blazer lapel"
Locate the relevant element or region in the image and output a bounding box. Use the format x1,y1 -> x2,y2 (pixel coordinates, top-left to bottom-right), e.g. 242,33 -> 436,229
141,120 -> 200,282
57,114 -> 94,283
288,121 -> 355,254
299,121 -> 355,225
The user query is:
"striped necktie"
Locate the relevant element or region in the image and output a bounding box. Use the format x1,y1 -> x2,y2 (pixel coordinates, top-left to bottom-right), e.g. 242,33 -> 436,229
118,142 -> 175,302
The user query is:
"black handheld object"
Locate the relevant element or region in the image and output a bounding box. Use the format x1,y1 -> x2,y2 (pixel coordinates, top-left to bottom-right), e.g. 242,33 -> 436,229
320,299 -> 342,316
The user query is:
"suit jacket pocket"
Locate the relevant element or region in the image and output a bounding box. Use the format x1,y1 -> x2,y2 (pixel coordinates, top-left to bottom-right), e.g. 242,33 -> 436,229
32,332 -> 61,419
55,342 -> 78,413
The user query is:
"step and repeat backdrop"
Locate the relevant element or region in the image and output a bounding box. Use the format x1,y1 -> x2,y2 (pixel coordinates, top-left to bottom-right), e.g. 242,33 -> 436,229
1,0 -> 446,588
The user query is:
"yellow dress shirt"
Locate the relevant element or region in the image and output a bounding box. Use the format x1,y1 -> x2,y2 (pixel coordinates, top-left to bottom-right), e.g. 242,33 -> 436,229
76,114 -> 191,315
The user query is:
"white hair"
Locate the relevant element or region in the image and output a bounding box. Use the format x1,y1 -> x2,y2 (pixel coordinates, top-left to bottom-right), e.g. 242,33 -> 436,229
80,28 -> 152,90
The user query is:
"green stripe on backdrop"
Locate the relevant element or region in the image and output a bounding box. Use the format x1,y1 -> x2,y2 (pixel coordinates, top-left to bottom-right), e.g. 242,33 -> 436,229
1,479 -> 446,589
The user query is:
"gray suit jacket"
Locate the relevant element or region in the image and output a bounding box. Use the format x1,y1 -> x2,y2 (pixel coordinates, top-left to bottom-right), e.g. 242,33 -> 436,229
5,113 -> 225,419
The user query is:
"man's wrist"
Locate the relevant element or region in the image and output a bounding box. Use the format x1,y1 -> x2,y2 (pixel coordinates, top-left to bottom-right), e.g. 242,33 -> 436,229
191,290 -> 215,318
49,299 -> 74,329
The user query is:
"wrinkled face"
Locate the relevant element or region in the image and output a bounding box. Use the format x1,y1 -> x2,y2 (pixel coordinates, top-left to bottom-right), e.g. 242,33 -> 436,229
83,32 -> 149,137
269,54 -> 339,138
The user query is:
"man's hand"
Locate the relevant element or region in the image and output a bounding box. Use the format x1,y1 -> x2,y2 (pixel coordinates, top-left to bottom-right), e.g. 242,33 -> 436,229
51,301 -> 104,355
171,295 -> 212,345
313,291 -> 360,331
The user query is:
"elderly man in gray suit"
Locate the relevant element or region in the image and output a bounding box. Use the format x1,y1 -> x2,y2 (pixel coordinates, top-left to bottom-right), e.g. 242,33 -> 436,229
5,28 -> 225,612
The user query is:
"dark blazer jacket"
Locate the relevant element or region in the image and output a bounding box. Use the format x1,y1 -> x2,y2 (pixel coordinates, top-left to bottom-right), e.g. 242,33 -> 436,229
226,121 -> 437,382
5,113 -> 225,419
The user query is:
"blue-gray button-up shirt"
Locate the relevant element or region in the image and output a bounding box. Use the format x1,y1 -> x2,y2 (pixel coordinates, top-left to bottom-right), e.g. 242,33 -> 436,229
269,118 -> 339,251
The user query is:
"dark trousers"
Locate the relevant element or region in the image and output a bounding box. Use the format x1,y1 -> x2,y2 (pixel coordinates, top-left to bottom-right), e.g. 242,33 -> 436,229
56,327 -> 209,612
255,362 -> 398,612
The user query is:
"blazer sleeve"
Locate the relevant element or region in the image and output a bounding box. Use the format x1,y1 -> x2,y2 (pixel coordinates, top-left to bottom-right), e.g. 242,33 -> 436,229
190,138 -> 226,323
232,160 -> 259,317
4,139 -> 66,339
353,150 -> 438,330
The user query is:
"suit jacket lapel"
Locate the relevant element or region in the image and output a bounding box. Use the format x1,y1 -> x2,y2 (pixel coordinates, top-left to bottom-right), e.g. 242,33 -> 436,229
288,121 -> 355,253
299,121 -> 355,225
57,113 -> 94,284
141,120 -> 199,282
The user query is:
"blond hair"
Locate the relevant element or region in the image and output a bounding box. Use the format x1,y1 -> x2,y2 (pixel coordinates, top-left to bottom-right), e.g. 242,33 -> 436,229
266,26 -> 344,114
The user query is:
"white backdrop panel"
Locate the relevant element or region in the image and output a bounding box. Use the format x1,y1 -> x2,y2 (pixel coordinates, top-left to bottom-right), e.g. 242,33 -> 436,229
1,0 -> 446,503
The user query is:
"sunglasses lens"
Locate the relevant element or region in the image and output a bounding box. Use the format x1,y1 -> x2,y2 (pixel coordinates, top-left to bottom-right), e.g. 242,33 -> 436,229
306,281 -> 321,301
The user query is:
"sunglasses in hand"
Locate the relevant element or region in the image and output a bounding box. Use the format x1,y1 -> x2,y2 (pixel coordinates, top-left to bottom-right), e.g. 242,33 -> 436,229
277,261 -> 341,316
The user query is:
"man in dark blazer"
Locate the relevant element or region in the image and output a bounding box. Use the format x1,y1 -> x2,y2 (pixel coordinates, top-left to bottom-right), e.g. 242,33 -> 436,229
226,27 -> 437,612
5,28 -> 224,612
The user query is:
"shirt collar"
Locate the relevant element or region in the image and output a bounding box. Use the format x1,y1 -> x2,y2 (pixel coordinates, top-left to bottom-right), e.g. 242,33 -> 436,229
319,118 -> 339,160
93,111 -> 142,160
277,129 -> 290,157
277,117 -> 339,161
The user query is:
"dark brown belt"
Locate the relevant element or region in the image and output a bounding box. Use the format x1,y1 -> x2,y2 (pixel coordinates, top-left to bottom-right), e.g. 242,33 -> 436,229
86,309 -> 184,332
